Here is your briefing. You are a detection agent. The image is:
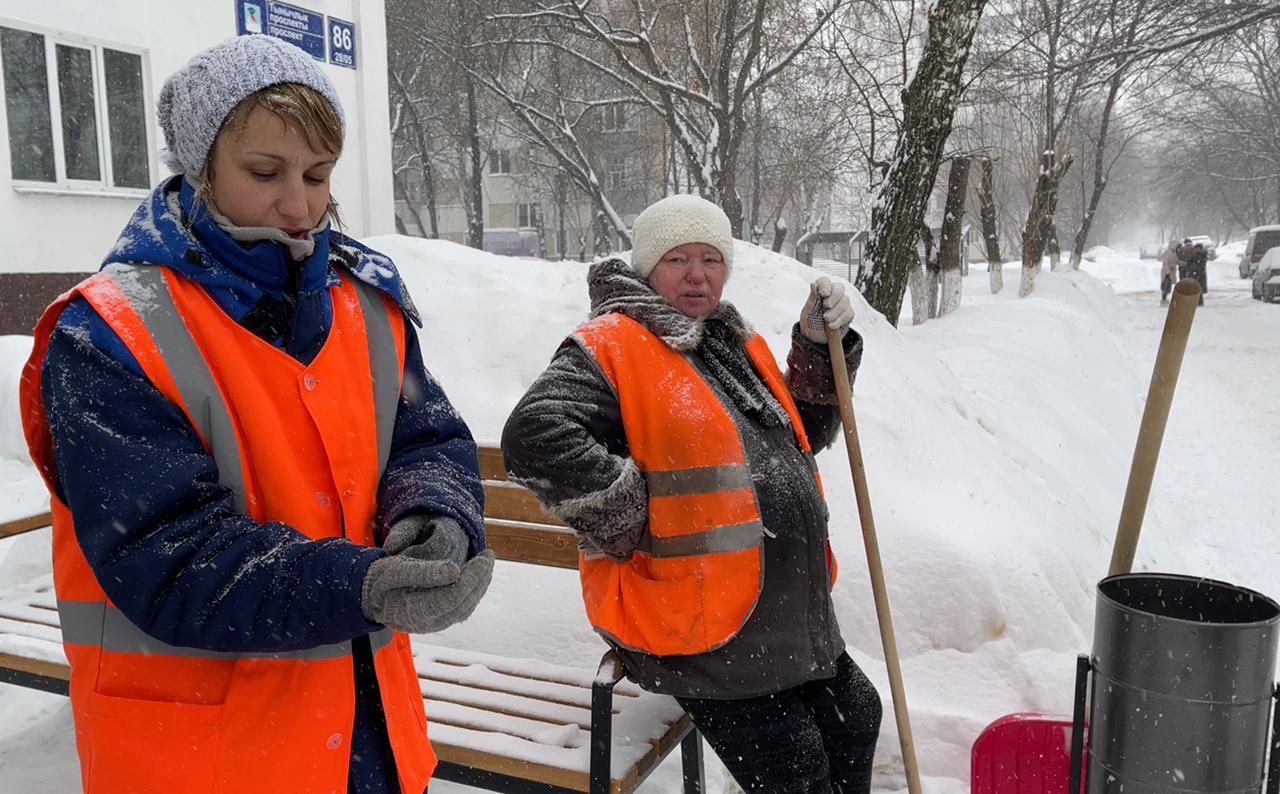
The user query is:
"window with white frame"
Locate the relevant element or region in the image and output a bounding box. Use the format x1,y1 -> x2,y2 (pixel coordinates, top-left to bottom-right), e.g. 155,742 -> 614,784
606,155 -> 627,191
517,202 -> 541,228
488,148 -> 511,175
0,25 -> 150,191
601,103 -> 626,131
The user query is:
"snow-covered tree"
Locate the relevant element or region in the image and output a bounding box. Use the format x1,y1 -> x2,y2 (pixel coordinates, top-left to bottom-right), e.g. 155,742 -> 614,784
855,0 -> 987,326
490,0 -> 846,236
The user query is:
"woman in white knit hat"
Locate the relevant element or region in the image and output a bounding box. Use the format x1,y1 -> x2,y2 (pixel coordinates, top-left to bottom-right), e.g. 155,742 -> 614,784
502,194 -> 882,792
21,35 -> 492,794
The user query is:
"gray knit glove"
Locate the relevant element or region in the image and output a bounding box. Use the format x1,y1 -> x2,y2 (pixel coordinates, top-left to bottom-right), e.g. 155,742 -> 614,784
383,513 -> 469,567
361,551 -> 495,634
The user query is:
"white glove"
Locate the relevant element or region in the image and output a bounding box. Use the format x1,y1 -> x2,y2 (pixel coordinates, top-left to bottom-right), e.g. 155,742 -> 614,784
800,276 -> 855,344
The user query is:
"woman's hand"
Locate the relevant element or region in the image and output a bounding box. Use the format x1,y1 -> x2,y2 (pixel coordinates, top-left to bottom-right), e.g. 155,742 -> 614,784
800,277 -> 855,344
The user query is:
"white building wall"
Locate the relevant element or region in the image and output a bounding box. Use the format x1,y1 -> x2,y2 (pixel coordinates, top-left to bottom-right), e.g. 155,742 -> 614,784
0,0 -> 392,274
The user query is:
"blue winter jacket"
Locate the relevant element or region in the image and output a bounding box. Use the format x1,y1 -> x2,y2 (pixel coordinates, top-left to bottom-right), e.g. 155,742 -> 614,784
40,176 -> 484,794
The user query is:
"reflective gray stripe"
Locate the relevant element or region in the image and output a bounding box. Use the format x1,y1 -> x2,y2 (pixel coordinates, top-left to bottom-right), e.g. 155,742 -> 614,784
637,520 -> 764,558
351,280 -> 400,479
645,464 -> 752,497
58,599 -> 360,661
369,627 -> 395,652
101,264 -> 248,513
805,451 -> 818,476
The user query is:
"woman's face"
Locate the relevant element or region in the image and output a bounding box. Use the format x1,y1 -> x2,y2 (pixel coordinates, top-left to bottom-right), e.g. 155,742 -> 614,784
647,242 -> 727,319
208,104 -> 337,235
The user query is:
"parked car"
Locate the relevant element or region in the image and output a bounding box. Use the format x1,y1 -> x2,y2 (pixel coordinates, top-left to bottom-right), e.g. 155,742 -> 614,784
1238,225 -> 1280,278
1252,247 -> 1280,302
483,228 -> 543,258
1185,235 -> 1217,260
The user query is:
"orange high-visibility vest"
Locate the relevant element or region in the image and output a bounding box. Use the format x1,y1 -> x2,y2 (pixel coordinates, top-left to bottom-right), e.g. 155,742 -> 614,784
20,264 -> 434,794
573,313 -> 833,656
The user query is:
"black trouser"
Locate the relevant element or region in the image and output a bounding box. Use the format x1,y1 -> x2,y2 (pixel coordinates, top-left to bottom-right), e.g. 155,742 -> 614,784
676,653 -> 882,793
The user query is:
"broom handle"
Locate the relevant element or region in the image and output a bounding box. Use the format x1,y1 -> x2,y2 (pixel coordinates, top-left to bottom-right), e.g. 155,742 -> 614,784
827,328 -> 922,794
1109,278 -> 1200,576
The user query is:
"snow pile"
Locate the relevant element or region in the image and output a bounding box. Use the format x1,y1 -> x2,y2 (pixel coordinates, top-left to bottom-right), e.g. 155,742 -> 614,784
1082,244 -> 1118,261
0,238 -> 1265,792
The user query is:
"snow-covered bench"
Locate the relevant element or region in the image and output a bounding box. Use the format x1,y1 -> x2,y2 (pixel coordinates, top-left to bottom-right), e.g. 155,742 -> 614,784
0,445 -> 705,794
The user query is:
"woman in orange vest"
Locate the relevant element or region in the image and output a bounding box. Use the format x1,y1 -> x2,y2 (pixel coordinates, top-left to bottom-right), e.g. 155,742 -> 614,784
21,35 -> 493,794
502,194 -> 882,792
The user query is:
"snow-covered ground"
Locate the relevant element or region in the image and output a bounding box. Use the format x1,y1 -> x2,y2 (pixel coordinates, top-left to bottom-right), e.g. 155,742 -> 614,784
0,239 -> 1276,792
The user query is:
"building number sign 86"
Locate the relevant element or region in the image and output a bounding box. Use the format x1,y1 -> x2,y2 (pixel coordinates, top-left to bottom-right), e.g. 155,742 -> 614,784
328,18 -> 355,68
332,25 -> 351,51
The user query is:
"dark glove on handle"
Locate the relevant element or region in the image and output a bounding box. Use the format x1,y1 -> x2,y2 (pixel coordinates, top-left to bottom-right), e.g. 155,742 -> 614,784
361,550 -> 495,634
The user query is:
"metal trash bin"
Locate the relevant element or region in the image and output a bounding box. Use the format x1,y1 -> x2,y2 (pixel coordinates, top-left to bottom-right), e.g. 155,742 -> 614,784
1084,573 -> 1280,793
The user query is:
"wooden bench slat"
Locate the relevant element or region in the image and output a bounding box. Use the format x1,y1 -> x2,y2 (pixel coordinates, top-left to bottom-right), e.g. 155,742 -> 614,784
424,679 -> 592,730
483,482 -> 565,526
612,713 -> 695,794
418,658 -> 595,711
0,650 -> 69,682
0,512 -> 51,540
478,446 -> 509,482
425,697 -> 589,747
431,731 -> 591,792
485,519 -> 579,569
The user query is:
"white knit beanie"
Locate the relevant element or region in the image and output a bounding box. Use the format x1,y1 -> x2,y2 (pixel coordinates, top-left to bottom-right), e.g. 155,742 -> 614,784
629,194 -> 735,278
157,35 -> 345,180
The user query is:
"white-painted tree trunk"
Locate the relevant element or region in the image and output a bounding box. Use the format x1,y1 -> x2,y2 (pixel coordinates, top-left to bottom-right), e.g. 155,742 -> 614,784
1019,256 -> 1039,297
908,262 -> 930,325
989,260 -> 1004,294
939,269 -> 963,316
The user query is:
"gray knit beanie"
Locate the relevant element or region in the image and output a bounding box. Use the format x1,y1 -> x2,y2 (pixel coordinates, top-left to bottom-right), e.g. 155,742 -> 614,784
157,35 -> 345,180
629,194 -> 735,278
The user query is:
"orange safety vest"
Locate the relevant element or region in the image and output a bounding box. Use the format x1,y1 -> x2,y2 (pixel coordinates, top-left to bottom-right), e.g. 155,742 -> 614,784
573,313 -> 834,657
20,264 -> 435,794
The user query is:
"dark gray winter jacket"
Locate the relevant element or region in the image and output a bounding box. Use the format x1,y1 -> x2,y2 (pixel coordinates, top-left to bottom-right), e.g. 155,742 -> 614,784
501,259 -> 863,698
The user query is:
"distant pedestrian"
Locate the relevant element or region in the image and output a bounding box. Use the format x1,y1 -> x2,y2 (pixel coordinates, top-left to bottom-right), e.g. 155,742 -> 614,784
1160,239 -> 1180,305
1180,239 -> 1208,306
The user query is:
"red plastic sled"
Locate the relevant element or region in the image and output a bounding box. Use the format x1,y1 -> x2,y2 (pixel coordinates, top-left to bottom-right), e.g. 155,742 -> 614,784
971,713 -> 1076,794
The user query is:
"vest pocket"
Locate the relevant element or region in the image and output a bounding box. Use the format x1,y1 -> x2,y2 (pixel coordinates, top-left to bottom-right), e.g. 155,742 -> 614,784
615,567 -> 708,655
85,691 -> 223,793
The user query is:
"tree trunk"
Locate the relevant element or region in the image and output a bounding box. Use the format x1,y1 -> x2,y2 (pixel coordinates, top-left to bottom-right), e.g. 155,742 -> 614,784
772,219 -> 788,253
421,149 -> 440,238
978,158 -> 1004,293
750,92 -> 764,241
855,0 -> 988,326
1069,71 -> 1123,270
457,0 -> 484,249
1046,220 -> 1063,272
408,110 -> 439,237
909,224 -> 933,325
908,254 -> 929,326
1019,151 -> 1073,297
556,174 -> 567,261
392,170 -> 429,237
938,156 -> 971,317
